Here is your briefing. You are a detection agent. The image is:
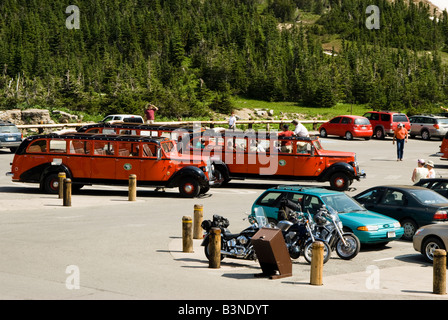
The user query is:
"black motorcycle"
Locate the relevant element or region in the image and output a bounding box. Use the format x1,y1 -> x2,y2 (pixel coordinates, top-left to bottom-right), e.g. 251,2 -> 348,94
313,205 -> 360,260
201,208 -> 268,261
277,199 -> 331,264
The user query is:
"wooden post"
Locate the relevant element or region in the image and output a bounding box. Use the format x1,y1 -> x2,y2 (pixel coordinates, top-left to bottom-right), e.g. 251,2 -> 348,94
209,227 -> 221,269
193,204 -> 203,239
63,178 -> 72,207
128,174 -> 137,201
310,241 -> 324,286
58,172 -> 66,199
182,216 -> 193,253
433,249 -> 447,295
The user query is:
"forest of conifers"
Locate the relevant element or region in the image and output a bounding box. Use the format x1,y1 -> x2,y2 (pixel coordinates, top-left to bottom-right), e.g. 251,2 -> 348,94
1,0 -> 448,119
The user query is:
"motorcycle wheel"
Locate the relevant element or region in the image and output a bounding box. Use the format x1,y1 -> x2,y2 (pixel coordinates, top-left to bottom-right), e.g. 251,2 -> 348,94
336,233 -> 360,260
303,241 -> 331,264
203,236 -> 225,261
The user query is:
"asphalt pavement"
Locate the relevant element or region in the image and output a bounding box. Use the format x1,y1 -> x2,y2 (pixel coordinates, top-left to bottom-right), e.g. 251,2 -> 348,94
0,135 -> 447,302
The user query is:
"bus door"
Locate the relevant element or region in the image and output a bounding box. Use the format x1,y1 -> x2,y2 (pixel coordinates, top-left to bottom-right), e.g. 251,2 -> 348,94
293,141 -> 325,177
138,143 -> 170,182
275,138 -> 296,176
66,140 -> 92,178
115,142 -> 141,180
90,141 -> 117,180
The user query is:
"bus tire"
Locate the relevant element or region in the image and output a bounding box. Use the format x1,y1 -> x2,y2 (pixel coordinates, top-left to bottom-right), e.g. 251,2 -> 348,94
179,177 -> 201,198
42,173 -> 61,194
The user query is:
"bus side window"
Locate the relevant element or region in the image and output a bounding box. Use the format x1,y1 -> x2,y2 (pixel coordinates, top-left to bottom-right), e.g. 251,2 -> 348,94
118,142 -> 139,157
142,144 -> 155,157
69,140 -> 88,154
49,140 -> 67,153
94,141 -> 114,155
28,140 -> 47,153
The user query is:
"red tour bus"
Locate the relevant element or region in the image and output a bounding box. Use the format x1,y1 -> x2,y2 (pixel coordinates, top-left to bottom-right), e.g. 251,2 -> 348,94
7,132 -> 215,197
76,123 -> 366,191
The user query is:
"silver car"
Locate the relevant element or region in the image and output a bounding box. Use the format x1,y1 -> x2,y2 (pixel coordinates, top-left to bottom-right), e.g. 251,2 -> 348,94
409,115 -> 448,140
413,223 -> 448,262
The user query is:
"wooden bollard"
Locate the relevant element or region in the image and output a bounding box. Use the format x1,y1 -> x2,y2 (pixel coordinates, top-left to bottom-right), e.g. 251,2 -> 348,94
310,241 -> 324,286
63,178 -> 72,207
209,227 -> 221,269
182,216 -> 193,253
58,172 -> 66,199
433,249 -> 447,295
128,174 -> 137,201
193,204 -> 203,239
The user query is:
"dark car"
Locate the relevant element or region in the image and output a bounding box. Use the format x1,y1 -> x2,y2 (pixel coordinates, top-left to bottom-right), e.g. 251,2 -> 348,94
353,185 -> 448,240
414,178 -> 448,198
0,120 -> 22,153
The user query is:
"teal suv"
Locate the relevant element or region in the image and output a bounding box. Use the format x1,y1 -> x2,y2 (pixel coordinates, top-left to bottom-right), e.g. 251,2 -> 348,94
251,185 -> 404,245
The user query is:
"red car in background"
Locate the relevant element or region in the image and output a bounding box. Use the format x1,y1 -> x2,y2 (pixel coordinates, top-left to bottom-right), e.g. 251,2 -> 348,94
318,115 -> 373,140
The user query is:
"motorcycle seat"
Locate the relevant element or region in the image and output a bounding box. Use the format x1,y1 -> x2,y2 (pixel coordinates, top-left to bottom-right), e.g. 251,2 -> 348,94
222,232 -> 241,240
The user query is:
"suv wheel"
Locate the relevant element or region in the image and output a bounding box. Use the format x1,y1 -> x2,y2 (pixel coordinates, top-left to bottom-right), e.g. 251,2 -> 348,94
375,127 -> 384,139
179,178 -> 201,198
421,130 -> 430,140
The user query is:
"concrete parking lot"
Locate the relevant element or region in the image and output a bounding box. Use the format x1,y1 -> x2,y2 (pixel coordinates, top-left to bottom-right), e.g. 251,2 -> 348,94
0,135 -> 447,301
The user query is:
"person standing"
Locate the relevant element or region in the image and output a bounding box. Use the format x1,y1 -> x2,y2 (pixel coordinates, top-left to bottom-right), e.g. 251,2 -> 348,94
426,160 -> 436,178
228,112 -> 237,131
291,119 -> 309,137
144,104 -> 159,124
411,159 -> 429,183
392,123 -> 408,161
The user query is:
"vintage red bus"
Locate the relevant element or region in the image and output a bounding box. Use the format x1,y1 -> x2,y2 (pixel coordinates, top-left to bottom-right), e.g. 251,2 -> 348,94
7,132 -> 215,197
76,123 -> 365,191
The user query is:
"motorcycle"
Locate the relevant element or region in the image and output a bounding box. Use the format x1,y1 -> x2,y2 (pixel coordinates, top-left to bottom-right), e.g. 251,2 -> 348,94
201,207 -> 268,261
313,205 -> 360,260
276,199 -> 331,264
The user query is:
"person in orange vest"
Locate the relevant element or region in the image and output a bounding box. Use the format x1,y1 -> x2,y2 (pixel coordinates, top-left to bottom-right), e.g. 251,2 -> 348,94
392,122 -> 408,161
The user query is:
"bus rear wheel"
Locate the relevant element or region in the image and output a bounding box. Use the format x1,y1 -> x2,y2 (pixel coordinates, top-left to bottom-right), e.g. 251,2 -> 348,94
42,173 -> 61,194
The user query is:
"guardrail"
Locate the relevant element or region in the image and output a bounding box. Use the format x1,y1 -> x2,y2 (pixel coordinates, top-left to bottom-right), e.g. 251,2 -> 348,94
16,119 -> 327,134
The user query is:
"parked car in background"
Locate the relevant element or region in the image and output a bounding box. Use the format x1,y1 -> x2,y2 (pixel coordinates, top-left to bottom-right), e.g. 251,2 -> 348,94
413,223 -> 448,262
408,115 -> 448,140
0,120 -> 23,153
414,178 -> 448,198
318,115 -> 372,140
251,185 -> 403,245
353,185 -> 448,240
362,111 -> 410,139
101,114 -> 144,124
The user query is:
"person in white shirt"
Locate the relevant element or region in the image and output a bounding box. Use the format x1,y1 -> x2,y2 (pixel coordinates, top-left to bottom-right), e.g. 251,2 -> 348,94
292,120 -> 309,137
426,160 -> 436,178
228,112 -> 236,130
411,159 -> 429,183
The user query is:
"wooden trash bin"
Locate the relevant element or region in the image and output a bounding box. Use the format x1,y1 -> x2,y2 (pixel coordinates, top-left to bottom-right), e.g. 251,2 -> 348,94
251,227 -> 292,280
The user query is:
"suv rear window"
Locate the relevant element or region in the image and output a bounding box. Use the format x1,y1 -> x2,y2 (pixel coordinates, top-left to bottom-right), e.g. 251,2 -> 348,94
0,125 -> 20,133
393,114 -> 408,122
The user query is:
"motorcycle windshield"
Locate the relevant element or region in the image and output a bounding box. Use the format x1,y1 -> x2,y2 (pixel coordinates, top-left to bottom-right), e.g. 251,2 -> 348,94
253,207 -> 268,228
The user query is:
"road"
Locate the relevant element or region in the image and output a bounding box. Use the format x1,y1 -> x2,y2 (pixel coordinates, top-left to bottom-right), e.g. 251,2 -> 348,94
0,136 -> 447,302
